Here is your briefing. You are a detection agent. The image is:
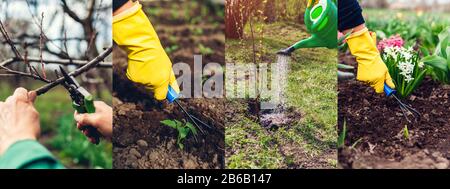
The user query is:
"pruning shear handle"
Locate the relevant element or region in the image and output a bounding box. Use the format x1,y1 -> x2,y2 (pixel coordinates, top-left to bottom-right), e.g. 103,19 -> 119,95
59,66 -> 101,145
74,95 -> 100,145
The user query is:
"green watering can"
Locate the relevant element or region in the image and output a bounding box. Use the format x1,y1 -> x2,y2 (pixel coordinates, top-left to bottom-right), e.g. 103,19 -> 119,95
277,0 -> 337,56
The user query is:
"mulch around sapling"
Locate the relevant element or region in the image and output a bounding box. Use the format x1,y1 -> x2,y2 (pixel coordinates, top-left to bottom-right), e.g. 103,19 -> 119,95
247,98 -> 301,131
338,78 -> 450,169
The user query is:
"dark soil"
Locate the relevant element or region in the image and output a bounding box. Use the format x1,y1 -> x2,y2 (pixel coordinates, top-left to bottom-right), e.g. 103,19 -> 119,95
247,98 -> 301,131
339,75 -> 450,168
112,1 -> 225,169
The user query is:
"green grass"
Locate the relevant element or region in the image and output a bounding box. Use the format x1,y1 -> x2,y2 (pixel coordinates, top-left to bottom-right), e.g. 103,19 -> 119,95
226,115 -> 283,169
225,21 -> 337,168
0,80 -> 112,169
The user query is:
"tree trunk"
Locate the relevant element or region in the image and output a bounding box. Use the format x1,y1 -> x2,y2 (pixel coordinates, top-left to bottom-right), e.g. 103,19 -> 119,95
264,0 -> 276,23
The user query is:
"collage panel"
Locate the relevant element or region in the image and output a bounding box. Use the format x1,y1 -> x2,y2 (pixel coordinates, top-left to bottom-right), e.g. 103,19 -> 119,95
224,0 -> 337,169
111,0 -> 225,169
0,0 -> 112,168
338,0 -> 450,169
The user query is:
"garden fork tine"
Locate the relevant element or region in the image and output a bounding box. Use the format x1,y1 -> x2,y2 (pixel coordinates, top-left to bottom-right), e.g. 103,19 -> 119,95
167,85 -> 213,135
384,83 -> 421,123
393,95 -> 421,123
174,99 -> 208,135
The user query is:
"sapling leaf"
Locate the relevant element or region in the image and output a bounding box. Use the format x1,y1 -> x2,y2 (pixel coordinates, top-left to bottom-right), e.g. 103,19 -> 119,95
160,119 -> 178,129
186,122 -> 198,136
175,119 -> 184,127
162,119 -> 198,150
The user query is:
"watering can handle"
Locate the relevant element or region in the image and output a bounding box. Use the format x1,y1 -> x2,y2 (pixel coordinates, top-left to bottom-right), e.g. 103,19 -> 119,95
384,83 -> 396,97
167,85 -> 179,103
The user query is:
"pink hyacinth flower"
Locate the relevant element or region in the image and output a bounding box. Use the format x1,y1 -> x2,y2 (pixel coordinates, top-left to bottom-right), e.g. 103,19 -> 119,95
377,35 -> 404,52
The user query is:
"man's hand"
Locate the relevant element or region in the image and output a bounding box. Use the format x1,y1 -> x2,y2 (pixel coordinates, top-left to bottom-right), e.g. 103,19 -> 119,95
0,88 -> 40,155
74,101 -> 112,144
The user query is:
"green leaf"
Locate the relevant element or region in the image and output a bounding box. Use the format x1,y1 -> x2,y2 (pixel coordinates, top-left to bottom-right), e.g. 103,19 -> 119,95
419,46 -> 430,57
337,121 -> 347,148
435,27 -> 449,57
160,119 -> 178,129
185,122 -> 198,136
178,127 -> 189,139
405,68 -> 427,97
422,55 -> 449,72
447,47 -> 450,70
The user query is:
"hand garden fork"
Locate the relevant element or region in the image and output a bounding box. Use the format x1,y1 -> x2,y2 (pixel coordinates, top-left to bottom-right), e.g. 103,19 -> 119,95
384,84 -> 421,123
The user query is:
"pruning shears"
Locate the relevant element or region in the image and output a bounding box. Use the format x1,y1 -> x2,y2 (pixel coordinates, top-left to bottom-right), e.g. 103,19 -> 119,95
59,66 -> 101,145
166,85 -> 215,136
384,83 -> 421,123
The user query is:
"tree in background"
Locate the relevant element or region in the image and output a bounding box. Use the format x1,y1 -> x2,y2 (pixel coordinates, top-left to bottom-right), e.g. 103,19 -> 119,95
0,0 -> 112,96
225,0 -> 306,39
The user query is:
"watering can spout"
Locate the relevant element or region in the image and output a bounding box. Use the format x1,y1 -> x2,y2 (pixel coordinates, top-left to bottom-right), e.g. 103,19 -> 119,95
277,36 -> 325,56
292,36 -> 326,49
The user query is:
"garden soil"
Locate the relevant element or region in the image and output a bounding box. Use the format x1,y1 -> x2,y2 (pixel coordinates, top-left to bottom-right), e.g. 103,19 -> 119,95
338,54 -> 450,169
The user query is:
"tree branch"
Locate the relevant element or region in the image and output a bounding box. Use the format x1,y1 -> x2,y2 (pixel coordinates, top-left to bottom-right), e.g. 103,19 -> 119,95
60,0 -> 84,24
26,57 -> 112,67
34,46 -> 113,95
86,0 -> 97,21
0,64 -> 51,83
0,20 -> 22,58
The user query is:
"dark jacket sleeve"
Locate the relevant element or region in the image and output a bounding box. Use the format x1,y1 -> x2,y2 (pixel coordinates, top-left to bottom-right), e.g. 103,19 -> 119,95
338,0 -> 365,31
113,0 -> 129,12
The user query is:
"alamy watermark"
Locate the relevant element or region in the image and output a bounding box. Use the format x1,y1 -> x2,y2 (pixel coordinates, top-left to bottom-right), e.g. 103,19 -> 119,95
173,55 -> 289,110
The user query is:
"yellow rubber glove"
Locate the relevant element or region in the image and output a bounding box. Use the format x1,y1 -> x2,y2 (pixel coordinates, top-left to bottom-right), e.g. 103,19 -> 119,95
346,27 -> 395,93
113,2 -> 180,101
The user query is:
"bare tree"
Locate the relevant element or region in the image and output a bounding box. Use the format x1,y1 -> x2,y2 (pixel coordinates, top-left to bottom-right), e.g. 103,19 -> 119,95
0,0 -> 112,96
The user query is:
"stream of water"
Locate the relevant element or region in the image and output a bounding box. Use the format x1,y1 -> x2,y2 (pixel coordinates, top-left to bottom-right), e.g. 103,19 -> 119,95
260,55 -> 291,129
